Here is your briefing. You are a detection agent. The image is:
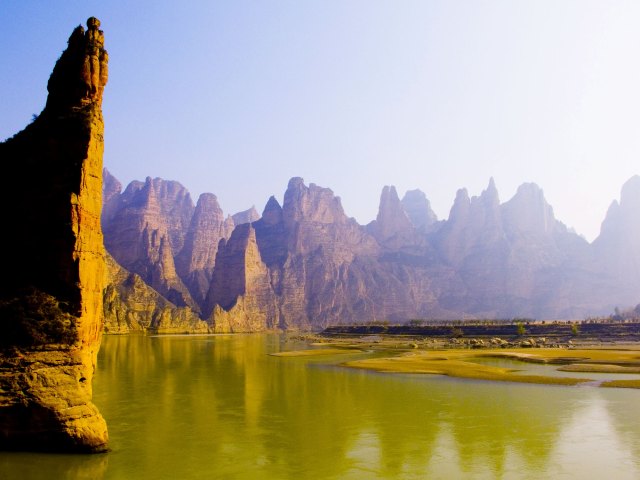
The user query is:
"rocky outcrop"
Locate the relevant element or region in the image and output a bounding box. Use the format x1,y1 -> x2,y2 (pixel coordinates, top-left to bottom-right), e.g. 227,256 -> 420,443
103,254 -> 208,334
0,18 -> 108,452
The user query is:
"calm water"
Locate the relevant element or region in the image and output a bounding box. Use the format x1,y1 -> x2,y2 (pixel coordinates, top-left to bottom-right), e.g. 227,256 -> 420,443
1,334 -> 640,479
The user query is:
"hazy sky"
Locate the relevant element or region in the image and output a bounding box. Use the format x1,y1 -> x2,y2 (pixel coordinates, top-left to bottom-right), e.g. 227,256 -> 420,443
3,1 -> 640,241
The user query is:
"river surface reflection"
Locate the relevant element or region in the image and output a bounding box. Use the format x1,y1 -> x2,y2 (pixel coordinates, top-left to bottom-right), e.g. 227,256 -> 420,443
1,334 -> 639,479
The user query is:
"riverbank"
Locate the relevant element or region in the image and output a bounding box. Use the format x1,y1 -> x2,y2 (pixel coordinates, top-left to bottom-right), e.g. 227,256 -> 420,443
282,333 -> 640,389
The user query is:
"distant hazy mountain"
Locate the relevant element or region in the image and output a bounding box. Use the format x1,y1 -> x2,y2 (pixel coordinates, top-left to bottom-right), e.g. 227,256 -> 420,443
102,169 -> 640,331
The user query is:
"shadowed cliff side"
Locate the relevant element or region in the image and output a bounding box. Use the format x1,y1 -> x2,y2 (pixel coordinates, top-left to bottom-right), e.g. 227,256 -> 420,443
0,18 -> 109,452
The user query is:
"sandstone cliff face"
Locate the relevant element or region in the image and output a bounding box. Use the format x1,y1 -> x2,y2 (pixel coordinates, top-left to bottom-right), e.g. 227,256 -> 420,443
0,18 -> 108,452
205,224 -> 279,332
103,254 -> 208,334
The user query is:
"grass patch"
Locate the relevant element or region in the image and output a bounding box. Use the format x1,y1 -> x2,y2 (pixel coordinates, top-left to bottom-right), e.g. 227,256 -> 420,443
557,364 -> 640,374
342,351 -> 591,386
600,379 -> 640,389
470,348 -> 640,366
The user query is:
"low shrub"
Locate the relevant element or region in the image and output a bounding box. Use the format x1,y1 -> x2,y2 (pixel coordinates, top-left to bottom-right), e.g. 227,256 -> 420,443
0,287 -> 78,348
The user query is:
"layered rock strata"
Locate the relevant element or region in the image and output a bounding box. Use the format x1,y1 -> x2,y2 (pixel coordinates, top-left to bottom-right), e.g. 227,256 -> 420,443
104,254 -> 208,334
0,18 -> 108,452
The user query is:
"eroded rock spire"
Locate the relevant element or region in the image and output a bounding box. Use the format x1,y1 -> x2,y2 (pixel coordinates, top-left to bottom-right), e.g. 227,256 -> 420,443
0,18 -> 109,452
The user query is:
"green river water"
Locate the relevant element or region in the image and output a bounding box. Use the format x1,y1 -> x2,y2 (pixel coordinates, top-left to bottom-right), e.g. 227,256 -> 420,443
1,334 -> 640,479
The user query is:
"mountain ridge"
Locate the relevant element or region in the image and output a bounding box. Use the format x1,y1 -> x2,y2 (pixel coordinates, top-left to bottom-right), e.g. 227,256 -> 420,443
102,168 -> 640,331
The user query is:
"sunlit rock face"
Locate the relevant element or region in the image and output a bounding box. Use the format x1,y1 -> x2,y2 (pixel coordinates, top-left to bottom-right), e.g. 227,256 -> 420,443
103,253 -> 209,334
0,18 -> 108,452
205,223 -> 279,332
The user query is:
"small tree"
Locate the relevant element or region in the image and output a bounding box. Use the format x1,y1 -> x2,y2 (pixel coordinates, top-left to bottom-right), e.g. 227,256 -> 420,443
516,322 -> 526,336
450,327 -> 464,338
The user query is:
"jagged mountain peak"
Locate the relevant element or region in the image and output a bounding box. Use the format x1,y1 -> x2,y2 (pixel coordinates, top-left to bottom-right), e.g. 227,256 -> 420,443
195,192 -> 222,211
502,182 -> 557,236
102,168 -> 122,206
376,185 -> 404,218
620,175 -> 640,208
232,206 -> 260,225
401,189 -> 438,229
477,177 -> 500,206
448,188 -> 471,222
287,176 -> 305,190
283,177 -> 346,224
262,196 -> 283,225
102,167 -> 640,330
596,175 -> 640,241
369,185 -> 414,242
44,17 -> 108,114
103,168 -> 122,195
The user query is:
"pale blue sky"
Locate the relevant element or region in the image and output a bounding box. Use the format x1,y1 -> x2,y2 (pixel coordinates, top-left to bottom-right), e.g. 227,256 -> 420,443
2,1 -> 640,240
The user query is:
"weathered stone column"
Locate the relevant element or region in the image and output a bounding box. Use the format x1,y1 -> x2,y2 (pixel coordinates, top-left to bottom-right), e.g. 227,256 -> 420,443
0,17 -> 109,452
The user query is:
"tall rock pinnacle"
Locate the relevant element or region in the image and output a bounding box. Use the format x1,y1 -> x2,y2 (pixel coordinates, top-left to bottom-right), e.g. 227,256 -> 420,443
0,18 -> 109,452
